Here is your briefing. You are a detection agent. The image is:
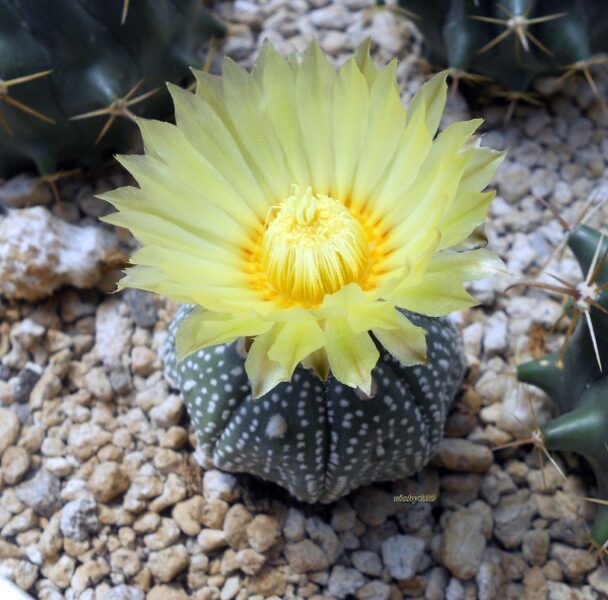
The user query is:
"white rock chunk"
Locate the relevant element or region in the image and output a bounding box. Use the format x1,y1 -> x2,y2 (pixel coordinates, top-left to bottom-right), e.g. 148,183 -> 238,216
0,207 -> 117,301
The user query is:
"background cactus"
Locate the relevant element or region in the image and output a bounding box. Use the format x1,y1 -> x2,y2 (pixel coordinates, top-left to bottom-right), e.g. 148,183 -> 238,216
517,224 -> 608,547
164,305 -> 465,503
0,0 -> 225,178
397,0 -> 608,94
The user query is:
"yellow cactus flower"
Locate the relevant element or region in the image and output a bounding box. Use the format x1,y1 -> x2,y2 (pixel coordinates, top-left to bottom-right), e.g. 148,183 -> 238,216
101,41 -> 504,398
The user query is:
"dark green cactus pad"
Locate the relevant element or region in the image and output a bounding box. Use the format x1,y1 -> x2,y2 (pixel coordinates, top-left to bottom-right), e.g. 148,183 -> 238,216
0,0 -> 225,177
518,225 -> 608,546
164,305 -> 465,503
398,0 -> 608,92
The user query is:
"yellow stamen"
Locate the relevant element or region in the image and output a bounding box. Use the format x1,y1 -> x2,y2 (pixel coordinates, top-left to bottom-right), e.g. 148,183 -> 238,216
260,185 -> 369,307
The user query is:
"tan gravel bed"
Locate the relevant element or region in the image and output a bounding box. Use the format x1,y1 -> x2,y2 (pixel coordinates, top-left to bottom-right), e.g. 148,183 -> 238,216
1,0 -> 608,599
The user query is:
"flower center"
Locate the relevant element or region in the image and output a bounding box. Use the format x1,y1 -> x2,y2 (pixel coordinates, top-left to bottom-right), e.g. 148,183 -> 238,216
260,186 -> 369,306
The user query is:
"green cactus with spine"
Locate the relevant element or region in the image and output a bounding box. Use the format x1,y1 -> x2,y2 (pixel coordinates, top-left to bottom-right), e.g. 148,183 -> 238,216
517,224 -> 608,547
396,0 -> 608,93
0,0 -> 225,178
164,305 -> 465,503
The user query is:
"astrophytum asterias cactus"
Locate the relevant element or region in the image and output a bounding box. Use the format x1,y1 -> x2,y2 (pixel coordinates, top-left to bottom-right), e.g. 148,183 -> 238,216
102,41 -> 503,502
164,305 -> 465,502
0,0 -> 224,177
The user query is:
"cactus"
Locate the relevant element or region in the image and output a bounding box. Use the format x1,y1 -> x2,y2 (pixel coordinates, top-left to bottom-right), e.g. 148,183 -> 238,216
164,305 -> 465,503
0,0 -> 225,178
397,0 -> 608,94
516,224 -> 608,547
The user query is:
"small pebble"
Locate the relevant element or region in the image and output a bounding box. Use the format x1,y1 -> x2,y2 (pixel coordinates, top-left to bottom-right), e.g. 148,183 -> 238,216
88,462 -> 130,503
284,540 -> 330,573
440,508 -> 487,580
381,535 -> 425,580
430,439 -> 493,473
15,469 -> 61,517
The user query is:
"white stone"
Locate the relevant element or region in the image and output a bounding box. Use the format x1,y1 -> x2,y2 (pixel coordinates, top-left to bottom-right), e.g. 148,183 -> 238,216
220,575 -> 241,600
0,409 -> 20,458
381,535 -> 425,580
310,4 -> 351,28
482,312 -> 509,358
0,207 -> 115,301
150,395 -> 184,428
327,566 -> 366,598
94,298 -> 133,369
203,470 -> 239,502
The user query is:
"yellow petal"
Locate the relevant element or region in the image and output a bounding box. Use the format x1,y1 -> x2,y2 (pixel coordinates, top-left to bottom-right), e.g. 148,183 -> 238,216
317,282 -> 369,320
116,264 -> 164,292
372,312 -> 427,366
346,301 -> 404,333
460,145 -> 505,192
245,325 -> 291,399
438,190 -> 495,250
136,118 -> 263,230
296,41 -> 337,195
117,267 -> 199,304
267,318 -> 326,377
353,39 -> 378,86
192,69 -> 225,114
367,100 -> 432,220
101,208 -> 242,266
186,285 -> 270,314
222,58 -> 293,201
391,272 -> 478,316
325,317 -> 379,394
380,120 -> 484,243
438,147 -> 504,249
175,306 -> 271,360
168,84 -> 270,219
351,60 -> 406,210
427,118 -> 484,157
427,248 -> 506,280
376,229 -> 439,297
129,246 -> 248,288
253,43 -> 312,188
405,71 -> 448,137
113,154 -> 256,252
117,267 -> 256,312
331,57 -> 370,200
301,347 -> 330,380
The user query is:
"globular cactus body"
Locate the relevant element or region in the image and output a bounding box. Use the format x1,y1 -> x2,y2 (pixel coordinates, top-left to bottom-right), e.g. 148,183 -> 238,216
0,0 -> 224,177
165,306 -> 465,503
518,225 -> 608,546
399,0 -> 608,92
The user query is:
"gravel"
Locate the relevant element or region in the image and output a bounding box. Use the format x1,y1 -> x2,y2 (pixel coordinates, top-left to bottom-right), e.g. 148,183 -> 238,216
440,508 -> 487,580
15,469 -> 61,518
1,0 -> 607,598
59,495 -> 100,542
381,534 -> 425,580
